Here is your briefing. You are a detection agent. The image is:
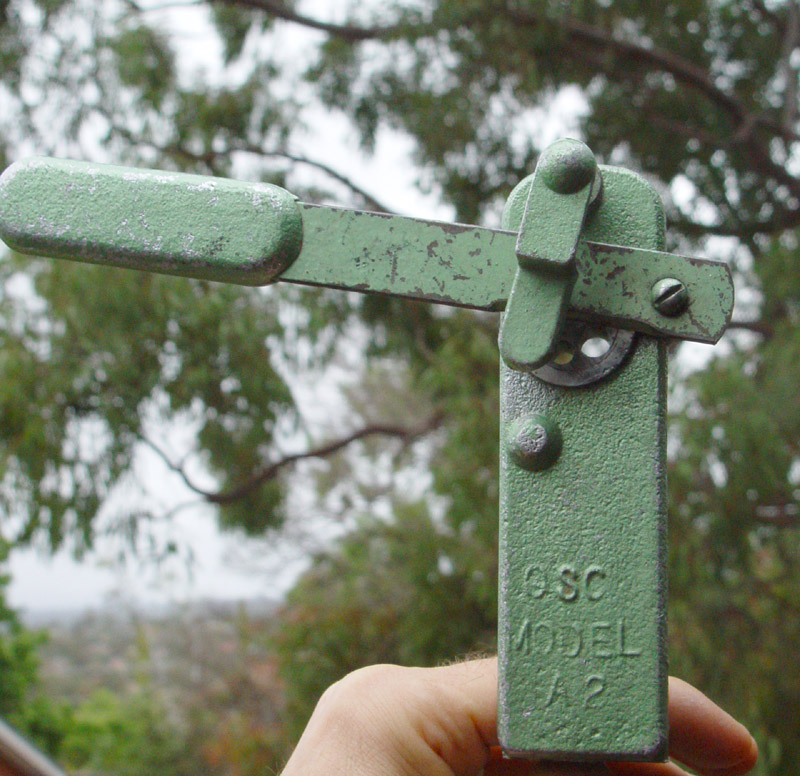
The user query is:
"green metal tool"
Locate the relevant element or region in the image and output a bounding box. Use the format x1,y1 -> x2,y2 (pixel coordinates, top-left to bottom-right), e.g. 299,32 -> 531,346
0,140 -> 733,763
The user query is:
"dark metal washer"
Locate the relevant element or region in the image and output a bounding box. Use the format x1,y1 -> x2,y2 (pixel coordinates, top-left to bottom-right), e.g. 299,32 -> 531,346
532,320 -> 636,387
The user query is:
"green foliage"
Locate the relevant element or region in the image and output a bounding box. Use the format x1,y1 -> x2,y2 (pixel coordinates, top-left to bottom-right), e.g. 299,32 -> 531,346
274,306 -> 501,737
0,255 -> 297,550
0,541 -> 70,756
309,1 -> 797,234
109,24 -> 175,109
273,501 -> 497,741
0,541 -> 40,719
57,687 -> 204,776
668,231 -> 800,773
211,5 -> 262,64
33,604 -> 291,776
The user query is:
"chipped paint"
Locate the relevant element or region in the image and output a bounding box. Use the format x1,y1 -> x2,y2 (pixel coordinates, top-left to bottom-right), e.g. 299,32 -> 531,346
498,164 -> 669,761
283,204 -> 731,343
0,158 -> 302,285
0,149 -> 739,764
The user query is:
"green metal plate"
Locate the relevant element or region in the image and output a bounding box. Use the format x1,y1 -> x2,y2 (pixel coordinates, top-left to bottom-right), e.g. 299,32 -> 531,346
498,167 -> 669,761
285,204 -> 731,344
283,204 -> 514,310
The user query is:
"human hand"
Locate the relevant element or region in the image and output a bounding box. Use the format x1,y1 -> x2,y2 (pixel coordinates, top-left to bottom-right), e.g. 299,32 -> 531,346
280,657 -> 757,776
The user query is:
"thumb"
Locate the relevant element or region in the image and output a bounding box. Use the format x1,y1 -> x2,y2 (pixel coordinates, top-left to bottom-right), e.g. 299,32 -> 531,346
281,659 -> 499,776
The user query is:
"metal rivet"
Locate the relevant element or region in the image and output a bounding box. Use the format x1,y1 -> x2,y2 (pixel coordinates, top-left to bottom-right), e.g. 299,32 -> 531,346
507,415 -> 562,472
538,139 -> 597,194
651,277 -> 689,317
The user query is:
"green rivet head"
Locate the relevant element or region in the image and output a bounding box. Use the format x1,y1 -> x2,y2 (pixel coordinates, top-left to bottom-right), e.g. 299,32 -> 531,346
651,277 -> 689,317
507,415 -> 563,472
538,138 -> 597,194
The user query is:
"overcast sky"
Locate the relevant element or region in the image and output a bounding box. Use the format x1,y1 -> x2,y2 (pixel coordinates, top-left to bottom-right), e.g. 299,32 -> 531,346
5,0 -> 454,617
4,0 -> 599,617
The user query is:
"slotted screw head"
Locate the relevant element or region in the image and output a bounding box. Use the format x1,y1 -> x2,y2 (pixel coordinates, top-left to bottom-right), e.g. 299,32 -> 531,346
651,277 -> 689,317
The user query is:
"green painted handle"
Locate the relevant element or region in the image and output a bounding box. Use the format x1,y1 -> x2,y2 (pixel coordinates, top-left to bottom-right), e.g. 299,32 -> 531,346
0,158 -> 303,285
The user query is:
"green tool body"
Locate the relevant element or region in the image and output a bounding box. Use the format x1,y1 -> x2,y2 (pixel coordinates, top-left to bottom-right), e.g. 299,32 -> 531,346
0,141 -> 734,763
498,165 -> 668,760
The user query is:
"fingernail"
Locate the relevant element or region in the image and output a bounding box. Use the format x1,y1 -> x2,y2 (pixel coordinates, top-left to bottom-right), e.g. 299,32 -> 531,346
717,734 -> 758,776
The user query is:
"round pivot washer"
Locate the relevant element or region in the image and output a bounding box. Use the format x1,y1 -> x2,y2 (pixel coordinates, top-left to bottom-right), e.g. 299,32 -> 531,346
533,321 -> 635,387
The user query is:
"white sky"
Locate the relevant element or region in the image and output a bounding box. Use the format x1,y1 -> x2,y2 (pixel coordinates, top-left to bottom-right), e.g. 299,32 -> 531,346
5,0 -> 447,617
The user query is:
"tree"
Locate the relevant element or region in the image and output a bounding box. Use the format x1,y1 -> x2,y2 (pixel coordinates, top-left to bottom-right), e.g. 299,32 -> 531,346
0,546 -> 41,720
0,540 -> 70,756
0,0 -> 798,773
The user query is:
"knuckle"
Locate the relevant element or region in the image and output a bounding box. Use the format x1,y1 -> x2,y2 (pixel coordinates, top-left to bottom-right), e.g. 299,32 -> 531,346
315,664 -> 407,725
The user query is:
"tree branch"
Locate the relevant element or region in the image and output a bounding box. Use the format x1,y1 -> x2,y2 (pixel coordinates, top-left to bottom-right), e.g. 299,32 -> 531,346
639,107 -> 723,150
503,7 -> 800,145
137,413 -> 444,507
125,0 -> 203,12
155,140 -> 392,212
205,2 -> 800,219
210,414 -> 444,505
672,208 -> 800,238
780,0 -> 800,132
725,320 -> 775,339
217,0 -> 403,41
217,0 -> 799,152
505,9 -> 800,209
237,144 -> 393,213
137,433 -> 205,496
754,503 -> 800,528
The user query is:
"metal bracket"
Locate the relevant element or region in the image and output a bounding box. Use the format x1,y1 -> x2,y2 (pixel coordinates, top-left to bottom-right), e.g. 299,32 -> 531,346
498,163 -> 669,760
499,139 -> 602,372
0,141 -> 735,763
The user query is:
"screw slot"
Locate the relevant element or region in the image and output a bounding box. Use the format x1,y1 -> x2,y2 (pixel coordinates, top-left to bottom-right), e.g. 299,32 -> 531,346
651,277 -> 689,317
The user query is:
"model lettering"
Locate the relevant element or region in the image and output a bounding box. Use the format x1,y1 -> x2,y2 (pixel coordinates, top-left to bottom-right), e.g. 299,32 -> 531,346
512,619 -> 642,658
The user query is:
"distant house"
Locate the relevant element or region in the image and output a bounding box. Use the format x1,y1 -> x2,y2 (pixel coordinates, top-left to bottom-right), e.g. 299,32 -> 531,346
0,720 -> 67,776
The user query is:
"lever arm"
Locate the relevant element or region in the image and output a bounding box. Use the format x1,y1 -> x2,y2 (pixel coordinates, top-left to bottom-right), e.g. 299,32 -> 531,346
0,156 -> 732,345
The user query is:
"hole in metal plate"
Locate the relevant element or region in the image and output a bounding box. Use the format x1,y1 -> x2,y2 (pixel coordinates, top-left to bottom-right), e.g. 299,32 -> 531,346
534,321 -> 636,387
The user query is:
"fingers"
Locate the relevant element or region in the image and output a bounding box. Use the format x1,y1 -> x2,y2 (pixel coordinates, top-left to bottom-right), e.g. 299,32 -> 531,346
609,678 -> 758,776
484,747 -> 614,776
427,657 -> 500,746
282,659 -> 502,776
666,677 -> 758,775
448,664 -> 757,776
282,657 -> 757,776
607,762 -> 697,776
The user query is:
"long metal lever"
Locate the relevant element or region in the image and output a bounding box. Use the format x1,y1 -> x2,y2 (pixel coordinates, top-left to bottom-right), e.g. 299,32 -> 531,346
0,157 -> 733,345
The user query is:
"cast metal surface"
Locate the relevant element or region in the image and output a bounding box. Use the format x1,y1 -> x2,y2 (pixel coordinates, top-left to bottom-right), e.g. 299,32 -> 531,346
499,139 -> 599,372
0,157 -> 303,284
0,140 -> 735,763
0,158 -> 732,346
498,166 -> 668,760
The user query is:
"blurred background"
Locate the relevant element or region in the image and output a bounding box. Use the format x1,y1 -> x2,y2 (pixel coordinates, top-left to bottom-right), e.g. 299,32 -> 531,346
0,1 -> 797,773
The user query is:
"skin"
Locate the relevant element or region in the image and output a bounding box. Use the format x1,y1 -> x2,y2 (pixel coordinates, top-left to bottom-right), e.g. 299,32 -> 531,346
280,657 -> 758,776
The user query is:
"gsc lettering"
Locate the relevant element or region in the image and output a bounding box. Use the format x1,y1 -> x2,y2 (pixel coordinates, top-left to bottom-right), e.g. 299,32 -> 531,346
524,564 -> 607,602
